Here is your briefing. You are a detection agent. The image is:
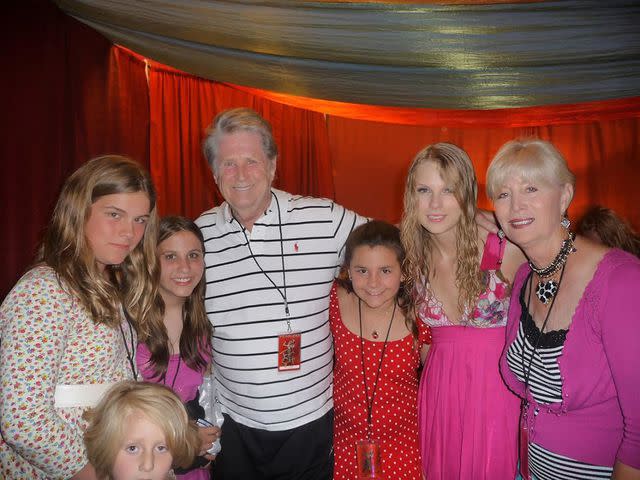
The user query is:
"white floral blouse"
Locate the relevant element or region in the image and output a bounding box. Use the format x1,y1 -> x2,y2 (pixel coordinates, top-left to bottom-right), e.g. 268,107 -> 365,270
0,266 -> 135,479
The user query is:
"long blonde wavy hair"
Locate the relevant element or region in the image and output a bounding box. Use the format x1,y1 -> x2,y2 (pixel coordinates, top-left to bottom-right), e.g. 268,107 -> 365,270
38,155 -> 160,330
400,143 -> 483,315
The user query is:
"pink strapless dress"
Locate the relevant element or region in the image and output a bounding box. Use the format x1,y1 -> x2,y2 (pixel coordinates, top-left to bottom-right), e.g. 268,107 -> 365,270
417,234 -> 520,480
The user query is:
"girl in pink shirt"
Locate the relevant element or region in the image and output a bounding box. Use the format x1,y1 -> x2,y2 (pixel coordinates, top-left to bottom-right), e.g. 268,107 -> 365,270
136,216 -> 217,480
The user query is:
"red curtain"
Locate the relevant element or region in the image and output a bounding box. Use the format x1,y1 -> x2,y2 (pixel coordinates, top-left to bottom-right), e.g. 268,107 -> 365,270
1,2 -> 149,298
147,61 -> 334,218
3,2 -> 639,299
328,117 -> 640,225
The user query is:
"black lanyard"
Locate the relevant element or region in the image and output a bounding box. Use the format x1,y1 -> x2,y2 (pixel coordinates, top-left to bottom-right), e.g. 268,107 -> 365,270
233,192 -> 290,320
119,309 -> 138,381
358,298 -> 396,440
521,263 -> 566,394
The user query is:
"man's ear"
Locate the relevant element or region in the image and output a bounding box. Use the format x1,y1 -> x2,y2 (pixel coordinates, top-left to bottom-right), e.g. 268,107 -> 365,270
268,156 -> 277,183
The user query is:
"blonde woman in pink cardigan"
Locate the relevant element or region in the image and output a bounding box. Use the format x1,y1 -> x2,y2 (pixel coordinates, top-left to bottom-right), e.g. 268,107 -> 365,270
487,139 -> 640,480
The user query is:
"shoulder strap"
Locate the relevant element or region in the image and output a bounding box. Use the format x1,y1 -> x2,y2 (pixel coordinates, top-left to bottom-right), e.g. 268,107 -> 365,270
480,232 -> 506,271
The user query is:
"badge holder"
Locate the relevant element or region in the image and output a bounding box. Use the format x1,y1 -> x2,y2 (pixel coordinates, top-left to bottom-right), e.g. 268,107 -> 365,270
277,316 -> 301,372
356,439 -> 383,479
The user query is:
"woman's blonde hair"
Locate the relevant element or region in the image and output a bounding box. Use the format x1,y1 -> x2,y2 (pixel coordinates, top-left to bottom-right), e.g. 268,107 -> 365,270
38,155 -> 160,330
84,381 -> 200,479
400,143 -> 483,313
486,138 -> 576,201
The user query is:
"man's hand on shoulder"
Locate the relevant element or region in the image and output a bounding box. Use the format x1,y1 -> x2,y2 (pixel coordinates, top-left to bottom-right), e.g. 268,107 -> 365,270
475,209 -> 498,234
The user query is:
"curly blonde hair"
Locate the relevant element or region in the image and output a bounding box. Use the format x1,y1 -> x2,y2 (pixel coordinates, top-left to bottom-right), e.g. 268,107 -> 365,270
38,155 -> 160,330
400,143 -> 483,314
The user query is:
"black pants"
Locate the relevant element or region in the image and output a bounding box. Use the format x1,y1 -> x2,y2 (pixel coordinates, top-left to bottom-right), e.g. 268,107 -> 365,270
212,410 -> 334,480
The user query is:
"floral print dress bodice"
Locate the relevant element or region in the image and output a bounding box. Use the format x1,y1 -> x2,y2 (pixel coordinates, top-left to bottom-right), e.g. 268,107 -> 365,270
418,233 -> 511,328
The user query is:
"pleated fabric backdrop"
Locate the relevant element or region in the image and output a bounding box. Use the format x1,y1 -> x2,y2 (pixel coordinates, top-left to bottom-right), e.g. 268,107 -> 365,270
2,1 -> 639,298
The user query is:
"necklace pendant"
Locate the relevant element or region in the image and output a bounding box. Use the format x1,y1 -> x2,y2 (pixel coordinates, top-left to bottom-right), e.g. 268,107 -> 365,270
371,330 -> 379,340
536,279 -> 558,305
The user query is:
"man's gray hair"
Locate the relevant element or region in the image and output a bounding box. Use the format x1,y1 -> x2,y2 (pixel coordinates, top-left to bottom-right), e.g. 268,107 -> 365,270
202,107 -> 278,178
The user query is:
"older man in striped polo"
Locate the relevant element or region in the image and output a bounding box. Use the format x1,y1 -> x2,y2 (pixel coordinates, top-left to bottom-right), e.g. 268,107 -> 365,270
196,108 -> 366,480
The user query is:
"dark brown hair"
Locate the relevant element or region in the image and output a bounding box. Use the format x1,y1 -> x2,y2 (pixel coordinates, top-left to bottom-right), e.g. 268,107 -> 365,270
337,220 -> 417,338
577,205 -> 640,257
142,216 -> 213,379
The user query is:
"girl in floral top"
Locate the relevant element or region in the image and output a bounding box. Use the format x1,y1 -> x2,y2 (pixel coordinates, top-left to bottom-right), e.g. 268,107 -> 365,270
0,156 -> 159,480
400,143 -> 525,480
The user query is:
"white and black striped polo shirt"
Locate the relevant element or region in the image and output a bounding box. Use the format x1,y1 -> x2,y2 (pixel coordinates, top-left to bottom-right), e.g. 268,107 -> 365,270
196,189 -> 365,431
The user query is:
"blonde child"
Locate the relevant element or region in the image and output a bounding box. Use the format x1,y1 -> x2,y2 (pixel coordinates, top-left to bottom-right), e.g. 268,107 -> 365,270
84,381 -> 201,480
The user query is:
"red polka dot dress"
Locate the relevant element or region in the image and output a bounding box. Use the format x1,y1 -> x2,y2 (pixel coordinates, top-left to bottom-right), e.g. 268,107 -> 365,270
330,283 -> 432,480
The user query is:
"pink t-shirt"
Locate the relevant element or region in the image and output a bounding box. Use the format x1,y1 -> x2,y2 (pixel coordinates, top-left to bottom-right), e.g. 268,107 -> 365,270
136,342 -> 210,403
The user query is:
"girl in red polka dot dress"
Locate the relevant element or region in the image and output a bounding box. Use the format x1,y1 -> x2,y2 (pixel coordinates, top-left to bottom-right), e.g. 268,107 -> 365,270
330,220 -> 432,480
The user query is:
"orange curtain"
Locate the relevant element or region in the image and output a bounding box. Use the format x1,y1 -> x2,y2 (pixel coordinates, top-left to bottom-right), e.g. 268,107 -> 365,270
147,62 -> 334,218
121,47 -> 640,231
328,117 -> 640,227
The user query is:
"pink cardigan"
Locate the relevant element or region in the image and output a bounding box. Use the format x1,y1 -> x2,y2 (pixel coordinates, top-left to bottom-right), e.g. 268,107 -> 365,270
500,249 -> 640,469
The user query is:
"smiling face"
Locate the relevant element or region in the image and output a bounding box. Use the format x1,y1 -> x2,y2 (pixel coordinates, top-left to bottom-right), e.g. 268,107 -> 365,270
492,174 -> 573,252
413,161 -> 462,238
157,230 -> 204,304
112,412 -> 173,480
348,245 -> 403,310
84,192 -> 151,272
214,130 -> 276,229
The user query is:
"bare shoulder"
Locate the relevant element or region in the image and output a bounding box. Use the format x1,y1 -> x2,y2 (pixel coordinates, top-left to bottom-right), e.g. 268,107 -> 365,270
336,284 -> 349,303
336,285 -> 356,312
477,224 -> 491,241
476,225 -> 491,253
474,224 -> 523,283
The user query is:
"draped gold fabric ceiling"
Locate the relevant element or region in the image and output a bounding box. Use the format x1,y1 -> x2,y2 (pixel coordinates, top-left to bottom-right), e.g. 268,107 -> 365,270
53,0 -> 640,109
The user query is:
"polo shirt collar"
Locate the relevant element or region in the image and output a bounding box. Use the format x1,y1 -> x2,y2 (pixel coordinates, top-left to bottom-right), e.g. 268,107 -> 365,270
221,188 -> 291,226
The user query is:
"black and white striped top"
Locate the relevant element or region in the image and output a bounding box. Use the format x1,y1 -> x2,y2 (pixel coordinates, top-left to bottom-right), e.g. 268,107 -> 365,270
507,281 -> 613,479
528,443 -> 613,479
196,189 -> 365,431
506,312 -> 566,405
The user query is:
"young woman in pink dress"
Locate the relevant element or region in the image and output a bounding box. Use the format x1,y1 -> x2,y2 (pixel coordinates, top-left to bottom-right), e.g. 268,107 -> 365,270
136,216 -> 218,480
330,221 -> 432,480
400,143 -> 524,479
